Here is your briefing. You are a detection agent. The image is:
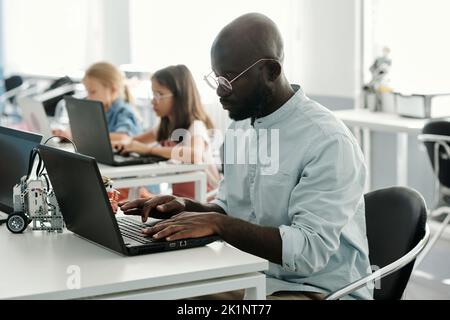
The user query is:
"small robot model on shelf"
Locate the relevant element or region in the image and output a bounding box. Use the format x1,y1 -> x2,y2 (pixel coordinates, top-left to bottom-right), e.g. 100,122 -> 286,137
102,176 -> 120,214
6,148 -> 64,234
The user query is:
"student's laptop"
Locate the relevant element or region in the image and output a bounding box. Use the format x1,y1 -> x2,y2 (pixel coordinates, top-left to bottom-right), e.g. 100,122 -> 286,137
17,96 -> 53,141
64,96 -> 166,166
38,144 -> 219,256
0,126 -> 42,215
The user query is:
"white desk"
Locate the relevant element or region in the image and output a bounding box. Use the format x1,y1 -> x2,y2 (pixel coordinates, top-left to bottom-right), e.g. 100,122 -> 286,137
0,225 -> 268,300
334,109 -> 428,189
55,143 -> 209,202
98,162 -> 208,203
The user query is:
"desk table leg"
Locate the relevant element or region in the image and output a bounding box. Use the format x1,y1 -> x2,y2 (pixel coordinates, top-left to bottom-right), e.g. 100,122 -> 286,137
354,126 -> 371,192
243,273 -> 266,300
362,127 -> 371,192
194,171 -> 207,203
397,133 -> 409,186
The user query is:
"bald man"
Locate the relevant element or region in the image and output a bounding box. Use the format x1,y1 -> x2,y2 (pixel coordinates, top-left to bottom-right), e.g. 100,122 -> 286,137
120,13 -> 373,300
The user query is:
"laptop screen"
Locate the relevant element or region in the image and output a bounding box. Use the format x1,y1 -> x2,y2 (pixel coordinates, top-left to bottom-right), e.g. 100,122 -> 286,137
17,97 -> 53,140
0,126 -> 42,213
64,96 -> 114,165
38,145 -> 125,254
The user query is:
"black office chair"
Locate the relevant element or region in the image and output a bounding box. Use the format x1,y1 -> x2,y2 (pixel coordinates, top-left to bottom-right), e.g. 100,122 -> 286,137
326,187 -> 430,300
4,75 -> 24,91
4,75 -> 24,103
416,120 -> 450,263
1,76 -> 27,118
42,76 -> 75,116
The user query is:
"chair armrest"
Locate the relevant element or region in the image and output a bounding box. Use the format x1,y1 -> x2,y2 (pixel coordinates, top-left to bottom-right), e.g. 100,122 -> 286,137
0,82 -> 32,103
419,134 -> 450,143
325,224 -> 430,300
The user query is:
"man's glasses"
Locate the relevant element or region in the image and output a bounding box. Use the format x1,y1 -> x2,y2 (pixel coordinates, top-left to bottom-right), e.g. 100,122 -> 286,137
204,58 -> 279,95
152,92 -> 173,102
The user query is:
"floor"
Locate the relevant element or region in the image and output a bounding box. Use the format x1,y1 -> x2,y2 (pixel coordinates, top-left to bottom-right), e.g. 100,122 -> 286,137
405,222 -> 450,300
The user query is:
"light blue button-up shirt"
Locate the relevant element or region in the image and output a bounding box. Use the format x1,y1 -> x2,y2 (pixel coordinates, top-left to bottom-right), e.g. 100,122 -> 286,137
212,86 -> 373,300
105,98 -> 142,136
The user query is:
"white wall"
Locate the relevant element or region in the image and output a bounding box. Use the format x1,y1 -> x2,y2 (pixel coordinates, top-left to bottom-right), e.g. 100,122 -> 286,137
2,0 -> 361,99
75,0 -> 132,69
2,0 -> 131,76
0,0 -> 4,82
102,0 -> 130,65
295,0 -> 361,99
128,0 -> 361,101
3,0 -> 92,75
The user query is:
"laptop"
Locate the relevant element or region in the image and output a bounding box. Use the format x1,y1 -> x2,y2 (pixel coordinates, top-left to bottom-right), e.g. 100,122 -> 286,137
38,144 -> 219,256
64,96 -> 166,166
17,96 -> 53,141
0,126 -> 42,215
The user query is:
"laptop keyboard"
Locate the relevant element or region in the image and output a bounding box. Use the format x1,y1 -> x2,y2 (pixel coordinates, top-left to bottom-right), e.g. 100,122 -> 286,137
113,151 -> 166,164
117,217 -> 160,244
114,154 -> 136,162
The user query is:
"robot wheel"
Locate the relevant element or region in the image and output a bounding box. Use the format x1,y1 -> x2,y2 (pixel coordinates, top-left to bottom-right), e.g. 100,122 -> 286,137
6,212 -> 30,234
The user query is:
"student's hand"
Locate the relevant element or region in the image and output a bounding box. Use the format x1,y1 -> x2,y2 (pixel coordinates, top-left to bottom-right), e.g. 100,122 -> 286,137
112,141 -> 126,153
110,132 -> 131,144
113,140 -> 152,156
142,211 -> 224,241
118,195 -> 187,222
52,128 -> 72,140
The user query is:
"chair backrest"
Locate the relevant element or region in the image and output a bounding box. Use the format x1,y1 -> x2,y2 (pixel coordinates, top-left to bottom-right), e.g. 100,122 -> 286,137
42,76 -> 75,116
365,187 -> 427,300
4,75 -> 23,92
4,75 -> 24,104
422,120 -> 450,188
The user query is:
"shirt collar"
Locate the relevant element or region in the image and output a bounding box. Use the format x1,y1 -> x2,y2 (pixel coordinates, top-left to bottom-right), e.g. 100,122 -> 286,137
253,84 -> 307,128
106,98 -> 124,116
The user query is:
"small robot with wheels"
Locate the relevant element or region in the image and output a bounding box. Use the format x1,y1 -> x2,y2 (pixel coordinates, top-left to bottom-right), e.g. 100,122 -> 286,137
6,149 -> 64,234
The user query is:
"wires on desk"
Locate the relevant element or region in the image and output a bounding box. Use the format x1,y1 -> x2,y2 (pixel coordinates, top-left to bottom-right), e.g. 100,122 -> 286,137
43,135 -> 78,153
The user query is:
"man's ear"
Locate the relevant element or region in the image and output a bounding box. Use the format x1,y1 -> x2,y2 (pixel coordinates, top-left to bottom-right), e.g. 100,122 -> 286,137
265,61 -> 282,82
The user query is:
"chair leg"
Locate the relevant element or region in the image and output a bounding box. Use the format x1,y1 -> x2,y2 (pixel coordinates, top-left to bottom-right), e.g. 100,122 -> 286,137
415,208 -> 450,267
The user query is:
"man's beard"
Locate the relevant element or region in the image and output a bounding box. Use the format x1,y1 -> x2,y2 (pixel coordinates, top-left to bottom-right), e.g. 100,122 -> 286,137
228,83 -> 271,122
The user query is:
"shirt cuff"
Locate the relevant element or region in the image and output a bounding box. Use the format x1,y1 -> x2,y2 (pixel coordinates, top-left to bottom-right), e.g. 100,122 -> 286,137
211,199 -> 228,214
279,225 -> 306,273
114,126 -> 132,135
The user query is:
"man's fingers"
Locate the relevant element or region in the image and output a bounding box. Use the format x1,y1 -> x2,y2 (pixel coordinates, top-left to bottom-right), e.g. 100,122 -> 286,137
142,218 -> 177,234
142,224 -> 166,236
156,199 -> 184,213
143,224 -> 186,240
119,198 -> 148,210
170,211 -> 198,219
121,208 -> 142,216
163,229 -> 194,241
141,195 -> 179,218
120,196 -> 179,221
